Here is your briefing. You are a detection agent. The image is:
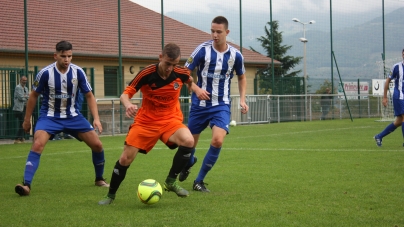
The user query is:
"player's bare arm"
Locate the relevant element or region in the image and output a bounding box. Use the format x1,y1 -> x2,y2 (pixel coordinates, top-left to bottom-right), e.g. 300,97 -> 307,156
190,83 -> 210,100
23,90 -> 40,133
120,93 -> 138,118
237,74 -> 249,114
85,92 -> 103,134
382,77 -> 391,107
184,67 -> 210,100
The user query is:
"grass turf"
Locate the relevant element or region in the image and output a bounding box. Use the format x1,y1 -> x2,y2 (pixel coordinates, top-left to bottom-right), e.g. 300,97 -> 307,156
1,118 -> 404,226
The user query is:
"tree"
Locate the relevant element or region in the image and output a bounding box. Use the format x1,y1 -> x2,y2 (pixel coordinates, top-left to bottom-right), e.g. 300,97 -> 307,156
251,21 -> 303,94
316,80 -> 334,95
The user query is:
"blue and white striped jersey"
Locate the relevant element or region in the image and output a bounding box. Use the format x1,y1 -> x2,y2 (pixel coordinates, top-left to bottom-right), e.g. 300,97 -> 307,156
185,40 -> 245,107
389,61 -> 404,100
32,62 -> 92,118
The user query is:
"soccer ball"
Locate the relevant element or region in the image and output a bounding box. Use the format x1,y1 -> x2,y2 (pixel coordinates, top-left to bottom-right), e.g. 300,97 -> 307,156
229,120 -> 237,127
137,179 -> 163,205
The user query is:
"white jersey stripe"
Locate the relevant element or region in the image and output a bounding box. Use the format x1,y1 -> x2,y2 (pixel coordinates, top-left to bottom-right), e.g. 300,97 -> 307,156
185,40 -> 245,108
33,62 -> 92,119
399,63 -> 403,100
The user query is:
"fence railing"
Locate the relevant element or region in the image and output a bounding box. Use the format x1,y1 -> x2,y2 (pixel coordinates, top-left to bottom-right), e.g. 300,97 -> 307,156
95,94 -> 385,135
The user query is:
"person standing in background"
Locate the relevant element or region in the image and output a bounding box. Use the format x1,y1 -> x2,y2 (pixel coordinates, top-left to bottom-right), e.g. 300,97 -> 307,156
12,76 -> 29,144
320,88 -> 332,120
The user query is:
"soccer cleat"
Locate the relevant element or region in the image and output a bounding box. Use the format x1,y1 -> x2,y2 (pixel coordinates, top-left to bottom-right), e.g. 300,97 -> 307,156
95,179 -> 110,187
193,181 -> 210,192
15,184 -> 30,196
179,156 -> 198,182
374,135 -> 382,147
163,181 -> 189,197
98,194 -> 115,205
64,134 -> 75,139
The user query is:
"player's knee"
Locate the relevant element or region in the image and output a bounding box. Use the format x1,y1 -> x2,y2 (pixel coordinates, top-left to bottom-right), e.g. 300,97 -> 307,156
180,136 -> 194,148
119,155 -> 135,166
119,147 -> 138,165
31,140 -> 46,152
211,138 -> 223,148
90,142 -> 103,152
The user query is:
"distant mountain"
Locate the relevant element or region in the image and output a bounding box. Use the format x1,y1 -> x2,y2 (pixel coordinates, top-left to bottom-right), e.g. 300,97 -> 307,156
283,7 -> 404,81
165,7 -> 404,83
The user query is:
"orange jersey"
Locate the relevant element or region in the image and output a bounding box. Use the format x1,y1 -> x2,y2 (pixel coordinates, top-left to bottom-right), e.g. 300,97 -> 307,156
123,64 -> 191,123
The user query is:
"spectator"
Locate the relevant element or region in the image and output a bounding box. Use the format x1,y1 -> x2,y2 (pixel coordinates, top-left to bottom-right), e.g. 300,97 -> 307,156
12,76 -> 29,144
320,88 -> 332,120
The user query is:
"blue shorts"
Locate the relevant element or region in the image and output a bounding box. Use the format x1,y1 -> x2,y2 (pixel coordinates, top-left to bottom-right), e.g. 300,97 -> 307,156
35,115 -> 94,140
188,105 -> 231,135
393,99 -> 404,116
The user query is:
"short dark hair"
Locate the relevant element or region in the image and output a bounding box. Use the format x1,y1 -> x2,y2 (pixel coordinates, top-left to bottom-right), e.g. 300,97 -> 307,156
56,41 -> 73,52
212,16 -> 228,30
162,43 -> 181,59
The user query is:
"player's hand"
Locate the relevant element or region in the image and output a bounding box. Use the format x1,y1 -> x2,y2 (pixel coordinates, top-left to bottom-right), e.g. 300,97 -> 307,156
193,86 -> 210,100
382,97 -> 388,107
22,120 -> 31,133
126,104 -> 138,118
240,102 -> 249,114
93,119 -> 103,134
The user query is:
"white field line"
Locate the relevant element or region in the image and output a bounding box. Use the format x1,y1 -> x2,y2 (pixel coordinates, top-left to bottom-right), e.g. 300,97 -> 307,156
0,146 -> 399,161
0,125 -> 389,160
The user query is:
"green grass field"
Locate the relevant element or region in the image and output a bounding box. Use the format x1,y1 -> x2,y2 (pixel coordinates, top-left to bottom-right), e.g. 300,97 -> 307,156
1,118 -> 404,226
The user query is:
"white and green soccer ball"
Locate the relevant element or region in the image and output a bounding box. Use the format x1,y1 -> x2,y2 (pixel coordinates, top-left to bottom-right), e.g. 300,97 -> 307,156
137,179 -> 162,205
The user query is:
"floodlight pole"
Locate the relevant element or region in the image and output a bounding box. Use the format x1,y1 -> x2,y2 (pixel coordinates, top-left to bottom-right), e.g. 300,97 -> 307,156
292,18 -> 315,118
161,0 -> 164,49
270,0 -> 274,93
239,0 -> 242,53
382,0 -> 385,78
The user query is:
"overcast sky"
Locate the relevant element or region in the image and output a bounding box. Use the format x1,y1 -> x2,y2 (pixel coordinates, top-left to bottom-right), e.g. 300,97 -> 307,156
130,0 -> 403,15
128,0 -> 404,80
130,0 -> 404,36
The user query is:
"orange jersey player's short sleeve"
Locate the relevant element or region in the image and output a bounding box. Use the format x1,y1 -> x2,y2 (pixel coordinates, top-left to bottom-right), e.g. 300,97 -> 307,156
123,64 -> 191,123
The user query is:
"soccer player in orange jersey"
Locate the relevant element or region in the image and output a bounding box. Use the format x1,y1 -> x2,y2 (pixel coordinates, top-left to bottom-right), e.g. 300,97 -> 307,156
99,43 -> 194,205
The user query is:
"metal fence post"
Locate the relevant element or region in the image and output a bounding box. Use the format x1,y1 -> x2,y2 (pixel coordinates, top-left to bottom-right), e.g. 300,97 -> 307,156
111,100 -> 115,136
277,96 -> 280,123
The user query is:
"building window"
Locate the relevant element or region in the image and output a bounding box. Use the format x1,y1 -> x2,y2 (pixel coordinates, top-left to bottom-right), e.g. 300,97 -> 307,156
104,66 -> 121,97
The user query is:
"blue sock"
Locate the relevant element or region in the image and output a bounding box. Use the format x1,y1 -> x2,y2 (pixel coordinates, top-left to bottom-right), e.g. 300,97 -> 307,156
378,123 -> 397,138
195,145 -> 221,183
187,148 -> 196,167
92,150 -> 105,180
24,151 -> 41,185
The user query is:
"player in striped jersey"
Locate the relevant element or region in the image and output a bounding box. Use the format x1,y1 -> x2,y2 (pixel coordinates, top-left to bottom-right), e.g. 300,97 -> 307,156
181,16 -> 249,192
374,49 -> 404,147
15,41 -> 109,196
99,43 -> 194,205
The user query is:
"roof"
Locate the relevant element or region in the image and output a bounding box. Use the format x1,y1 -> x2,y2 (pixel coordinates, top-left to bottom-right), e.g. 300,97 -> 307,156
0,0 -> 280,66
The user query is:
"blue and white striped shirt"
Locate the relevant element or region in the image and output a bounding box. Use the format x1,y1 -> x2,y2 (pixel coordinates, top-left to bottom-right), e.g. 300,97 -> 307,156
33,62 -> 91,118
185,40 -> 245,108
389,61 -> 404,100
